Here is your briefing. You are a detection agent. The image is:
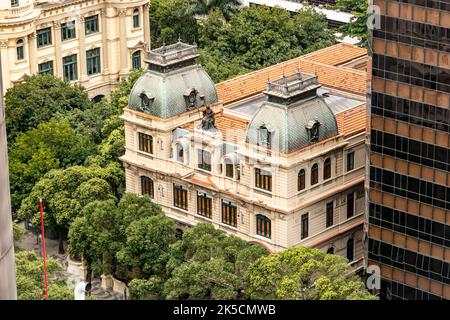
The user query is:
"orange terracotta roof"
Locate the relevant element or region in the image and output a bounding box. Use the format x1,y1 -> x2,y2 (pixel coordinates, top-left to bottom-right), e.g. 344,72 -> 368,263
300,43 -> 367,66
335,104 -> 366,137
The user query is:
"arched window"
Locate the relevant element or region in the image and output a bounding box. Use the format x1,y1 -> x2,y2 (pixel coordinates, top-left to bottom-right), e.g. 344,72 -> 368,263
132,50 -> 141,69
176,143 -> 184,163
132,8 -> 140,28
225,158 -> 233,178
257,125 -> 271,149
347,238 -> 354,262
323,158 -> 331,180
298,169 -> 305,191
311,163 -> 318,185
140,176 -> 154,199
16,39 -> 24,61
256,215 -> 271,238
327,247 -> 334,255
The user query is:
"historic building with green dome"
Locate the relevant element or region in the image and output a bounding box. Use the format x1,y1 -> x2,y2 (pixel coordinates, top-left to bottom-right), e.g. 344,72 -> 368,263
120,41 -> 368,270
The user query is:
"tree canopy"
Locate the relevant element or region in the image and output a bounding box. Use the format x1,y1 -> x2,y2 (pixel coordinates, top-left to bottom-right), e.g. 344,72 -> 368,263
244,246 -> 377,300
15,251 -> 73,300
335,0 -> 369,47
4,73 -> 90,141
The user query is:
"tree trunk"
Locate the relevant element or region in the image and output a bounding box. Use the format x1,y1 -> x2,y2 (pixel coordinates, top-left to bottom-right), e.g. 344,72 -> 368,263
85,257 -> 93,284
58,231 -> 65,254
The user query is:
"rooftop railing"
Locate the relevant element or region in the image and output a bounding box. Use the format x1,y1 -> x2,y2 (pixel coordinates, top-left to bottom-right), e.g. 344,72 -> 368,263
148,42 -> 198,65
267,73 -> 319,96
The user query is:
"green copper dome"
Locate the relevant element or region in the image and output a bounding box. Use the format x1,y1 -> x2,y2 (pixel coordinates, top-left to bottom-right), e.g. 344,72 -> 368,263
128,42 -> 218,118
246,73 -> 338,154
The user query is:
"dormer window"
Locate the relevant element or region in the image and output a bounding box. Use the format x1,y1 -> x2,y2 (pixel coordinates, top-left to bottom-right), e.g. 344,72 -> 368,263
139,91 -> 154,112
184,88 -> 198,110
257,125 -> 271,149
306,120 -> 321,143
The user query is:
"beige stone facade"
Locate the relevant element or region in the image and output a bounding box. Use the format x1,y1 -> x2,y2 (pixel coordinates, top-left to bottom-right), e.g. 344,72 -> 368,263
121,43 -> 369,269
0,0 -> 150,99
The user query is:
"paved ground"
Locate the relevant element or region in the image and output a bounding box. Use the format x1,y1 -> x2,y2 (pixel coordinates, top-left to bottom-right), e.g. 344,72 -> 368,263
16,224 -> 122,300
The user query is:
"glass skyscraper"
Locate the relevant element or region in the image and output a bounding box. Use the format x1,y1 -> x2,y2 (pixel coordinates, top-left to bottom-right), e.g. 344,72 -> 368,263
368,0 -> 450,299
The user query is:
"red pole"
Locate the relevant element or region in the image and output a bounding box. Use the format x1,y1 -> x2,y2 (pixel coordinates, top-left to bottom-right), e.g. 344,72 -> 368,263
39,199 -> 49,300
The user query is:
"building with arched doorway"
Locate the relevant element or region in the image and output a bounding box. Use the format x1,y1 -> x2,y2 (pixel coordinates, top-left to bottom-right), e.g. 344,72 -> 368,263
0,0 -> 150,99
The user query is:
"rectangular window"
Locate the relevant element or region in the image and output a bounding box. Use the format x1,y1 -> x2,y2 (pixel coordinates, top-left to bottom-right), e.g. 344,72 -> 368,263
133,11 -> 140,28
85,15 -> 99,35
173,184 -> 188,211
255,168 -> 272,192
138,133 -> 153,154
301,213 -> 309,240
86,48 -> 101,76
63,54 -> 77,81
225,161 -> 233,178
61,21 -> 76,41
326,201 -> 333,228
256,215 -> 271,238
347,193 -> 354,218
221,200 -> 237,227
140,176 -> 154,198
347,152 -> 355,171
11,0 -> 19,7
16,46 -> 24,61
132,51 -> 141,69
197,149 -> 211,171
37,27 -> 52,48
197,192 -> 212,219
38,61 -> 54,75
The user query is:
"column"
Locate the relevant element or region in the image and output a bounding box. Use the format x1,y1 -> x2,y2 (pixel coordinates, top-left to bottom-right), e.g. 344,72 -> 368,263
118,8 -> 128,77
0,40 -> 10,94
52,23 -> 63,77
100,8 -> 109,78
27,32 -> 37,74
143,2 -> 150,51
79,16 -> 88,82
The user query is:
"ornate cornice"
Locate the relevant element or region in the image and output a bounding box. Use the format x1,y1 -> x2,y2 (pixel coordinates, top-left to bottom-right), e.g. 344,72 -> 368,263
0,40 -> 9,48
27,32 -> 36,39
117,8 -> 127,17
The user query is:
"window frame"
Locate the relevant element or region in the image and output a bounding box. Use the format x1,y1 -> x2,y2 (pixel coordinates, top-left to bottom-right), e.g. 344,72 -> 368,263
255,168 -> 272,192
85,15 -> 99,35
173,184 -> 188,211
347,238 -> 354,262
11,0 -> 19,7
140,176 -> 154,199
197,149 -> 212,172
221,200 -> 237,228
225,158 -> 234,178
138,132 -> 153,154
196,192 -> 212,219
347,192 -> 354,218
301,213 -> 309,240
132,50 -> 141,69
37,27 -> 52,48
16,39 -> 24,61
311,163 -> 319,185
298,169 -> 305,191
62,54 -> 77,82
257,125 -> 271,149
38,61 -> 54,75
347,151 -> 355,171
256,214 -> 271,238
323,158 -> 331,180
132,8 -> 140,28
326,201 -> 334,228
86,47 -> 101,76
61,21 -> 76,41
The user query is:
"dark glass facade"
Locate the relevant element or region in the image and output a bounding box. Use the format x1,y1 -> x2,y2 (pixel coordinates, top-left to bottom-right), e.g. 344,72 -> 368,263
368,0 -> 450,299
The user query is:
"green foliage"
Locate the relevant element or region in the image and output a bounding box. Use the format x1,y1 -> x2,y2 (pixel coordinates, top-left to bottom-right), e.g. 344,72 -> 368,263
4,73 -> 90,141
198,5 -> 335,82
150,0 -> 199,48
8,119 -> 96,212
244,246 -> 377,300
68,194 -> 165,279
13,223 -> 27,244
17,165 -> 118,253
111,68 -> 143,113
129,277 -> 163,300
335,0 -> 369,47
189,0 -> 241,19
15,251 -> 74,300
163,223 -> 268,299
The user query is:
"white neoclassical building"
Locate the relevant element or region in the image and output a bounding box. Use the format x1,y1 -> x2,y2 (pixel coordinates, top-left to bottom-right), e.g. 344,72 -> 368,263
0,0 -> 150,100
120,41 -> 370,270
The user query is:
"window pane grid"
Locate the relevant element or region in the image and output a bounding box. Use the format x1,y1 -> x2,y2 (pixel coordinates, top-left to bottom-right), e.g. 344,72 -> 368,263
85,15 -> 99,34
256,215 -> 271,238
38,61 -> 54,74
138,132 -> 153,154
197,192 -> 212,219
37,28 -> 52,48
140,176 -> 154,198
255,168 -> 272,191
222,200 -> 237,227
86,48 -> 101,75
326,201 -> 334,227
63,54 -> 77,81
173,184 -> 188,211
61,22 -> 76,41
